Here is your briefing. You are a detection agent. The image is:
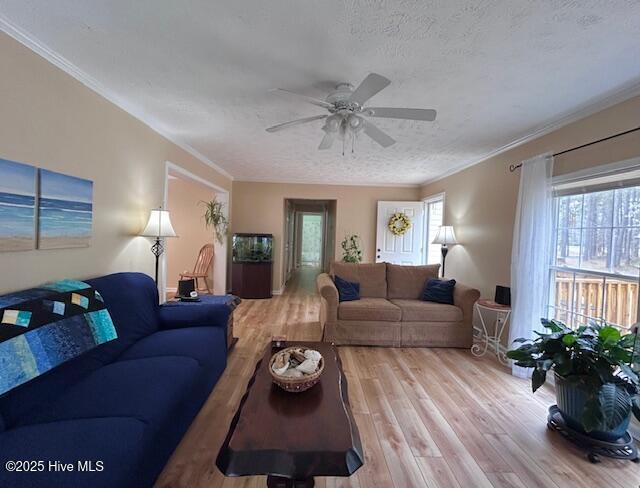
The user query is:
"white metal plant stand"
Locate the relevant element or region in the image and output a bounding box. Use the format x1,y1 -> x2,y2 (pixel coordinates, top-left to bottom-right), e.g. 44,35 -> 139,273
472,299 -> 511,365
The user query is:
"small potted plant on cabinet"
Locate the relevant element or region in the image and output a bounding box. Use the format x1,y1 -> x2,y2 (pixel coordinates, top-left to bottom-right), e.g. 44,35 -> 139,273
507,319 -> 640,443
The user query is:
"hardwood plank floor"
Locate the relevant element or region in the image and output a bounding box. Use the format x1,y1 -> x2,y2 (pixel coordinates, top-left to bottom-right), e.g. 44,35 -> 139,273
156,267 -> 640,488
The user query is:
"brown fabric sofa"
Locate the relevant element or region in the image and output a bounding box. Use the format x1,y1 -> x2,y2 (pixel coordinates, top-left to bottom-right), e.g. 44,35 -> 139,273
317,262 -> 480,347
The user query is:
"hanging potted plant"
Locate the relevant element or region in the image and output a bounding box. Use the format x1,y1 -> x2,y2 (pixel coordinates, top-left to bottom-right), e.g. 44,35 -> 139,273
507,319 -> 640,441
200,198 -> 229,244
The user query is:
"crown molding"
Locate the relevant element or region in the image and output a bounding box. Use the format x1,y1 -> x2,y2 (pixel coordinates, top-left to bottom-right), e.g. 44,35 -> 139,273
0,14 -> 234,181
420,79 -> 640,187
234,176 -> 420,189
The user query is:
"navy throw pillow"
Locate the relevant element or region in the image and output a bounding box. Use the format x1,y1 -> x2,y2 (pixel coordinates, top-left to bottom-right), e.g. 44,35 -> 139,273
334,275 -> 360,302
422,278 -> 456,305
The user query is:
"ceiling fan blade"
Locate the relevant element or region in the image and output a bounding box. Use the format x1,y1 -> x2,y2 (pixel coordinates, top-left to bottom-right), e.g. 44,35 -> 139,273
349,73 -> 391,105
365,107 -> 437,121
270,88 -> 333,109
318,132 -> 336,150
266,115 -> 327,133
363,121 -> 396,148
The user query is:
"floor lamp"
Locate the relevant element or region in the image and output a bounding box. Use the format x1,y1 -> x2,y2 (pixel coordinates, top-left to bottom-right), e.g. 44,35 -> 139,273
141,208 -> 177,283
432,225 -> 457,278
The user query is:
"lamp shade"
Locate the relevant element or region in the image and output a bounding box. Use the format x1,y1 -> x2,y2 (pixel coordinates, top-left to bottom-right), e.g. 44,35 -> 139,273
141,209 -> 177,238
432,225 -> 457,245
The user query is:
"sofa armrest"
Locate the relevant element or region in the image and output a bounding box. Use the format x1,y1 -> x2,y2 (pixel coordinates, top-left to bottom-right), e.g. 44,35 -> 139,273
159,302 -> 231,330
453,283 -> 481,326
317,273 -> 339,323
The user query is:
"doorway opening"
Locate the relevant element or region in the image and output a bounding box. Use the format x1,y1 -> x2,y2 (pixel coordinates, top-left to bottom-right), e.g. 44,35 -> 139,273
162,162 -> 229,301
283,199 -> 336,292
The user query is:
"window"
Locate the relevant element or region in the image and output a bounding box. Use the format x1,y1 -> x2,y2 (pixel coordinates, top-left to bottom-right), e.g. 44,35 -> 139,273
549,183 -> 640,330
424,194 -> 444,265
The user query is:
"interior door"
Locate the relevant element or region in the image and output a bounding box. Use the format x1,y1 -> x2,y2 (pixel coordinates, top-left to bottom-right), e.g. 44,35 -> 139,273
376,201 -> 425,265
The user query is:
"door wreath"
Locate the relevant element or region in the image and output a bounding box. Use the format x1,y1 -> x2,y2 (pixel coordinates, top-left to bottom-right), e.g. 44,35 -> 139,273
388,212 -> 412,236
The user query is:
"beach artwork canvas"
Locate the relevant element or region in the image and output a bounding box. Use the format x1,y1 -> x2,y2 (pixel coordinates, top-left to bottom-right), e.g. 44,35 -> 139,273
0,159 -> 37,252
38,169 -> 93,250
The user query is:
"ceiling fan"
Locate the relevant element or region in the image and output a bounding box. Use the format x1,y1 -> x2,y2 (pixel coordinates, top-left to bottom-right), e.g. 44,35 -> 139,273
265,73 -> 436,151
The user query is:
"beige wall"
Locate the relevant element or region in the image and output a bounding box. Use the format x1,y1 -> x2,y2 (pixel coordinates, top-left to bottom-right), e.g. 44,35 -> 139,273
166,176 -> 215,292
0,32 -> 231,294
420,95 -> 640,300
232,182 -> 419,291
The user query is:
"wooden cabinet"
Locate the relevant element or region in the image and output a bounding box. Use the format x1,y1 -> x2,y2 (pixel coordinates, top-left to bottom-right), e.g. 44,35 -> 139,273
232,261 -> 272,299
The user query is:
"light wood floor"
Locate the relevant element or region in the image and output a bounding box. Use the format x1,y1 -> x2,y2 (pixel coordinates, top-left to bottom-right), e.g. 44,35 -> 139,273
156,267 -> 640,488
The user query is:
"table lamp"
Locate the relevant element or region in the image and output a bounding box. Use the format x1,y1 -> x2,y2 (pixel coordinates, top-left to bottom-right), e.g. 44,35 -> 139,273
141,208 -> 177,283
432,225 -> 457,277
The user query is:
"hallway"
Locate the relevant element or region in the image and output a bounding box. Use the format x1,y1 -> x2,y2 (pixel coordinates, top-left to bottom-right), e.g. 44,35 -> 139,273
284,266 -> 322,295
283,199 -> 336,285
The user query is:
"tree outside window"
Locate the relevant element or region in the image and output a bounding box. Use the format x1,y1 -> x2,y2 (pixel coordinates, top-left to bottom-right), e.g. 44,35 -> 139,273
551,186 -> 640,330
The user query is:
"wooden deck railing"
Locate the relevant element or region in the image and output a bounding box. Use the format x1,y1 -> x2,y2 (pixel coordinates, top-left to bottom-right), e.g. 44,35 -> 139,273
554,275 -> 637,329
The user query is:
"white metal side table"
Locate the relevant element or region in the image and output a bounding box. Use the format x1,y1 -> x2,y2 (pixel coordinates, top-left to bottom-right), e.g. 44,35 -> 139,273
473,299 -> 511,364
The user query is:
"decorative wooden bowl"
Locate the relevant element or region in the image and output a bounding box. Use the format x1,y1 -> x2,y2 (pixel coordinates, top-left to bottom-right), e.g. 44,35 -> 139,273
269,346 -> 324,393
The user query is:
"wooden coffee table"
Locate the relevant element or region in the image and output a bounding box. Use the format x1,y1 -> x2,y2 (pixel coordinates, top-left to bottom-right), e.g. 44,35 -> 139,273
216,341 -> 363,487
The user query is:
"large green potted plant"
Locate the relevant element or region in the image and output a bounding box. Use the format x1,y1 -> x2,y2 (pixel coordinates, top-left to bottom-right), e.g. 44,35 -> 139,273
507,319 -> 640,441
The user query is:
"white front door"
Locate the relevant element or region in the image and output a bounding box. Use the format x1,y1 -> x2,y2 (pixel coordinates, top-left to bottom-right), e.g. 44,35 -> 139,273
376,201 -> 425,265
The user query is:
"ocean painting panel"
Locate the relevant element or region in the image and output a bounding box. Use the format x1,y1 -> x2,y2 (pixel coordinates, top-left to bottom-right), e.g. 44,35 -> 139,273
38,169 -> 93,250
0,159 -> 36,252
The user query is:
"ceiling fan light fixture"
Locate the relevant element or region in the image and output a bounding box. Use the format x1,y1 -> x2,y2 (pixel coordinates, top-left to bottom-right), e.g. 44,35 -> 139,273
267,72 -> 436,151
324,114 -> 341,132
347,114 -> 364,131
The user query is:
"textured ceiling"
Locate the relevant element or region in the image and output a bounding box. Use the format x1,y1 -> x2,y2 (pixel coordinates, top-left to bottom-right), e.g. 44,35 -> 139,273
1,1 -> 639,185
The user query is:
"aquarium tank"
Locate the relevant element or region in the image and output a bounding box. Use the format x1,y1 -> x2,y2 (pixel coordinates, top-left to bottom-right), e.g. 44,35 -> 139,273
232,233 -> 273,263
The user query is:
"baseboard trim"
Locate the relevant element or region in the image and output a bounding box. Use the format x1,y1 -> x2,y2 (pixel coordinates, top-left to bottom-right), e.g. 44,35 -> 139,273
272,288 -> 283,296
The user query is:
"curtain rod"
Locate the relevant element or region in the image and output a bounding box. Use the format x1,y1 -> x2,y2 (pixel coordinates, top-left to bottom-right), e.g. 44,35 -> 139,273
508,125 -> 640,172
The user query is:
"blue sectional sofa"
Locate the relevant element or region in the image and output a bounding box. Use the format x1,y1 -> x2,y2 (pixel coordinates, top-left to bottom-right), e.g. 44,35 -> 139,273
0,272 -> 230,488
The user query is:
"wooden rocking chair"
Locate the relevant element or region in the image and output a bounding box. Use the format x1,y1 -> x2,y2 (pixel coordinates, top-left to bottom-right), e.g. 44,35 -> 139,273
180,244 -> 214,294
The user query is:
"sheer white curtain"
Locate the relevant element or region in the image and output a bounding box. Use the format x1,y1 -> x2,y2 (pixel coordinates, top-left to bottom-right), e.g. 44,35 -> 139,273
509,153 -> 554,378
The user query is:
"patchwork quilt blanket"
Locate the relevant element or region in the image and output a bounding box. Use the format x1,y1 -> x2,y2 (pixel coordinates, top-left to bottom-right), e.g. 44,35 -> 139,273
0,279 -> 117,396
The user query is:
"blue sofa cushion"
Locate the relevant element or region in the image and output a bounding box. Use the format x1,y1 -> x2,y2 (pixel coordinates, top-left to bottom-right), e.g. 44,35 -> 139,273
85,273 -> 160,362
119,326 -> 227,369
0,417 -> 148,488
22,356 -> 200,427
334,275 -> 360,302
422,278 -> 457,305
